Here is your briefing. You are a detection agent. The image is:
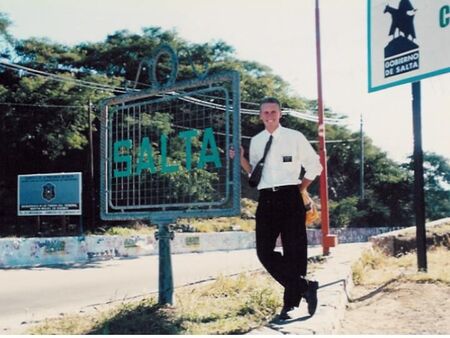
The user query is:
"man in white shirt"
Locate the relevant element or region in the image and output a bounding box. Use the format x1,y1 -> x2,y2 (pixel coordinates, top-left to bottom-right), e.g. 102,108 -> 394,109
232,97 -> 322,320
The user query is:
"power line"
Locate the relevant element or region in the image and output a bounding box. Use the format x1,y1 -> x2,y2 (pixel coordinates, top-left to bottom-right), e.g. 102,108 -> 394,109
0,60 -> 127,91
1,60 -> 346,125
178,95 -> 345,125
0,102 -> 355,144
0,102 -> 86,109
0,60 -> 128,93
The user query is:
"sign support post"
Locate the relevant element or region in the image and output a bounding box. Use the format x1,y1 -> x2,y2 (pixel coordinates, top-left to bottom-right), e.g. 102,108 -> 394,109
411,81 -> 427,271
99,44 -> 241,307
368,0 -> 449,271
154,218 -> 175,305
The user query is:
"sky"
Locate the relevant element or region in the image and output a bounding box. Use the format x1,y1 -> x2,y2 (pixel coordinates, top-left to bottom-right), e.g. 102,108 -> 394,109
1,0 -> 449,163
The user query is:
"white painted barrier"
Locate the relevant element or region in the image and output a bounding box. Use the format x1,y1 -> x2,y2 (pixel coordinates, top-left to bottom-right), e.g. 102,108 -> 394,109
0,227 -> 400,268
0,232 -> 256,268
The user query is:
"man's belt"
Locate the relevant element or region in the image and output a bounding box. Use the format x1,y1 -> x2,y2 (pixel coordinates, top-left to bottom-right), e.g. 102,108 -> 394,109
260,185 -> 298,192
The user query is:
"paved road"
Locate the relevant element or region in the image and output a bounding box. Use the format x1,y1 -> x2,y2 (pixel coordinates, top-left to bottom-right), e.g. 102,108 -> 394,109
0,249 -> 267,333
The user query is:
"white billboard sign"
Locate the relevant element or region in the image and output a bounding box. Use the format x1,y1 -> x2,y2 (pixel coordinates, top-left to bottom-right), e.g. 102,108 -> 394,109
368,0 -> 450,92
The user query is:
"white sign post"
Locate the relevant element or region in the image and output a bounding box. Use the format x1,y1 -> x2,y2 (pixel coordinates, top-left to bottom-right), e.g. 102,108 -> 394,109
368,0 -> 450,272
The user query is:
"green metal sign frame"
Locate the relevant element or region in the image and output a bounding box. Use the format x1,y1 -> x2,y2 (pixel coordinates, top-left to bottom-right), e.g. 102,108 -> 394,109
99,45 -> 241,305
99,45 -> 241,224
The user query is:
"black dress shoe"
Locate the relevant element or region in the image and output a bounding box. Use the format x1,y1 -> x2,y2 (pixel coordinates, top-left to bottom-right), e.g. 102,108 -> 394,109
304,280 -> 319,316
279,306 -> 294,320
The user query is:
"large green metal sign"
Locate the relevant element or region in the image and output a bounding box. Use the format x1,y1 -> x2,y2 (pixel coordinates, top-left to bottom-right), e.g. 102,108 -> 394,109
99,45 -> 241,223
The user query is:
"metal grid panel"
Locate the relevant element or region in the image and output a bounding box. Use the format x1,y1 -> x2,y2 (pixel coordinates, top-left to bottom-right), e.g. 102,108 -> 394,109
100,72 -> 240,221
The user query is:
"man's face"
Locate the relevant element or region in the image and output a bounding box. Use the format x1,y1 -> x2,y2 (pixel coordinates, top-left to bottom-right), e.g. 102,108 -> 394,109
260,102 -> 281,130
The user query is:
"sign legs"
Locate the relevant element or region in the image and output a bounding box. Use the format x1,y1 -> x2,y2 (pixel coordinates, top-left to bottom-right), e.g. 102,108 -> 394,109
155,219 -> 175,304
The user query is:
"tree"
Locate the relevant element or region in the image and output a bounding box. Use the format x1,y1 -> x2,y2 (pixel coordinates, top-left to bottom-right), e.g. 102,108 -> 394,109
0,12 -> 14,57
1,19 -> 446,236
403,152 -> 450,221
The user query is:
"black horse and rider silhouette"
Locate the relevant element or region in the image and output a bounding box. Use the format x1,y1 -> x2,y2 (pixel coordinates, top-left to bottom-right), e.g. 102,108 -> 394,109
384,0 -> 417,41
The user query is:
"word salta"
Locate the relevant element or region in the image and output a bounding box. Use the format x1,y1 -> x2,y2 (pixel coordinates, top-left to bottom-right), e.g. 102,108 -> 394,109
113,127 -> 222,178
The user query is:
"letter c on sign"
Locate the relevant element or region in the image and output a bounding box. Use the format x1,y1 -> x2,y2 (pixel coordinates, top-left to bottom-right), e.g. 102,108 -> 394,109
440,5 -> 450,28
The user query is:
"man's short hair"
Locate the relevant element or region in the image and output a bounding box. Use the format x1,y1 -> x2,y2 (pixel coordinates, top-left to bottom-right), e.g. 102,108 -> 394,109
259,97 -> 281,111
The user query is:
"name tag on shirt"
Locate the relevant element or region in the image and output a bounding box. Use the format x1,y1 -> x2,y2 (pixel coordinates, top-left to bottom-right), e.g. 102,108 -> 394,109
283,156 -> 292,163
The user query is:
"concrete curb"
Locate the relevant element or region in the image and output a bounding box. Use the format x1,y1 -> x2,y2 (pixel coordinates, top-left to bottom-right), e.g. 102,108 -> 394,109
247,243 -> 369,335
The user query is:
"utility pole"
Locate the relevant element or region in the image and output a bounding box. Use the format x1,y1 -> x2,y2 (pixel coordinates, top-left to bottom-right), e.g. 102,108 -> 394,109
88,100 -> 95,231
360,113 -> 365,200
315,0 -> 337,255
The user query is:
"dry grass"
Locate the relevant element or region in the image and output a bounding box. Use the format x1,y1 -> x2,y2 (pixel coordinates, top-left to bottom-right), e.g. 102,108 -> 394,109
28,255 -> 323,335
177,198 -> 257,233
343,238 -> 450,335
174,273 -> 282,334
103,225 -> 155,236
352,246 -> 450,286
397,221 -> 450,238
178,216 -> 255,232
28,271 -> 282,335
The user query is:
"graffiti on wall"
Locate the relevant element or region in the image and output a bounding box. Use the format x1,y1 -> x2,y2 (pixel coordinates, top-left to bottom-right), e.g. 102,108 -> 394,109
185,236 -> 200,247
87,249 -> 119,260
0,227 -> 403,268
37,239 -> 66,254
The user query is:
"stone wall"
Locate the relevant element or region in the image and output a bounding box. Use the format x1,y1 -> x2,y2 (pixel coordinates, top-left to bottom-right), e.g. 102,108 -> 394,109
0,227 -> 399,268
370,218 -> 450,255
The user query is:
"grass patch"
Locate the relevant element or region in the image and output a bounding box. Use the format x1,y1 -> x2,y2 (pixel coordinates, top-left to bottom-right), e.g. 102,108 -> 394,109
176,198 -> 257,233
28,271 -> 283,335
89,216 -> 254,236
91,199 -> 258,235
397,221 -> 450,238
102,225 -> 155,236
177,216 -> 255,232
352,246 -> 450,286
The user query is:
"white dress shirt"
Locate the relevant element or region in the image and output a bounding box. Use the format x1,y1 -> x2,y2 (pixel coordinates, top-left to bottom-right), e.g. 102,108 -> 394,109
249,125 -> 322,190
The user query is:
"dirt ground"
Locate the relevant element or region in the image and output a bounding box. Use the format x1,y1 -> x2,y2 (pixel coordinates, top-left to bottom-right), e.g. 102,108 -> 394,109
338,281 -> 450,334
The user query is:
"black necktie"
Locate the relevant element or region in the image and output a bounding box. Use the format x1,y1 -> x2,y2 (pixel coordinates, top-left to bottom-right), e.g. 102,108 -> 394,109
262,135 -> 273,161
248,135 -> 273,188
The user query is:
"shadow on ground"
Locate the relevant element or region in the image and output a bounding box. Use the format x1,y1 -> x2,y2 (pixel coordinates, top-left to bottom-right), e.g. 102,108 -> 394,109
86,303 -> 184,335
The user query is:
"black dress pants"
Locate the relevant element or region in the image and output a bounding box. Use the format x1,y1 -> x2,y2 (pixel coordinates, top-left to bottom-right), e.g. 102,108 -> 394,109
255,185 -> 308,308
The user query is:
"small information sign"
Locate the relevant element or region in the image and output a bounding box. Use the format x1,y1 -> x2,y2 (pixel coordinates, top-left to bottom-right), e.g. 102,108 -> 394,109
17,172 -> 82,216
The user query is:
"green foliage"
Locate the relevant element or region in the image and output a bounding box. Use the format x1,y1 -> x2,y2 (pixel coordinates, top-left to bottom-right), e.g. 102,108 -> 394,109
330,196 -> 360,228
1,15 -> 449,235
163,168 -> 219,202
118,110 -> 219,202
403,153 -> 450,221
352,190 -> 392,226
0,12 -> 14,53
